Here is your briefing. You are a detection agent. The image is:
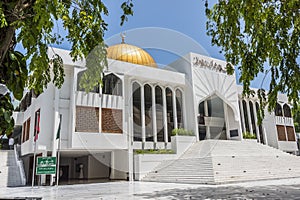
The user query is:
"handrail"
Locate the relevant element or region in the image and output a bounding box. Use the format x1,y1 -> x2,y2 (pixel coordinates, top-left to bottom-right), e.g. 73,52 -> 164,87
14,144 -> 26,186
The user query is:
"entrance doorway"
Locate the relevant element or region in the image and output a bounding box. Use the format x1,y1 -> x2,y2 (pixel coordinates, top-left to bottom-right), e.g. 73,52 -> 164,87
198,95 -> 227,140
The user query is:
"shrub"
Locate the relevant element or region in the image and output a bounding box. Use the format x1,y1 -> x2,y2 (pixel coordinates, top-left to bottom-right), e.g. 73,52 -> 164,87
243,132 -> 257,139
171,128 -> 194,136
134,149 -> 174,154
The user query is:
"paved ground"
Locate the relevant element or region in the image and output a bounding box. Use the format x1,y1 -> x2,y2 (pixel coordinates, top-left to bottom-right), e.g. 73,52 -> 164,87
1,178 -> 300,199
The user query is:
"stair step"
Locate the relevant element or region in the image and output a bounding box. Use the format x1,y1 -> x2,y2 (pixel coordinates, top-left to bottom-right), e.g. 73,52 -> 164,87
142,140 -> 300,184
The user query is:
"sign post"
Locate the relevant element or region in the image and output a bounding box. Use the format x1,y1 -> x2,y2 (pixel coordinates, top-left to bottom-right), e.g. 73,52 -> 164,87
36,157 -> 57,175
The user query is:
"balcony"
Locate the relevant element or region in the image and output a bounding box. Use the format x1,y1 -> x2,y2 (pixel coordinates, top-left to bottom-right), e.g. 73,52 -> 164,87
75,91 -> 123,109
275,116 -> 294,126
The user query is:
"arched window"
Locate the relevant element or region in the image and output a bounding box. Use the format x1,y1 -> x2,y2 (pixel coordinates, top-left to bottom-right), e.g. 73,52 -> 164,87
102,74 -> 122,96
275,103 -> 283,116
77,70 -> 99,93
144,84 -> 153,141
283,104 -> 291,118
166,87 -> 173,142
132,82 -> 142,141
176,89 -> 184,128
155,86 -> 165,142
249,101 -> 257,136
255,102 -> 264,144
238,101 -> 245,133
242,100 -> 250,132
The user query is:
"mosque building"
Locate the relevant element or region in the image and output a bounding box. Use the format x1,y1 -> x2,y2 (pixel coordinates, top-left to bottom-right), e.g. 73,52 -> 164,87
13,38 -> 297,185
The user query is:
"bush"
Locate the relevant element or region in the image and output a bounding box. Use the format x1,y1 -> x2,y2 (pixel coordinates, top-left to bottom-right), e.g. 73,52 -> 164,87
171,128 -> 194,136
243,132 -> 257,139
134,149 -> 174,154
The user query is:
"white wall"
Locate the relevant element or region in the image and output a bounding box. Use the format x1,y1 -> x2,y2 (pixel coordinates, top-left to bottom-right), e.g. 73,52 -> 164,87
134,154 -> 177,180
72,133 -> 127,150
263,111 -> 278,148
110,150 -> 128,180
226,104 -> 242,140
88,152 -> 110,179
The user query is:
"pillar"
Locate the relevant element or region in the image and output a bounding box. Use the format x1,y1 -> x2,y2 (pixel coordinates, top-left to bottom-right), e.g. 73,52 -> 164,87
172,89 -> 178,129
162,88 -> 168,143
141,85 -> 146,146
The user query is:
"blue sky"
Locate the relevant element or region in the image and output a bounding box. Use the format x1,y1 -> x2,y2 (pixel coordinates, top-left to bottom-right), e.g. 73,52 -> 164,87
18,0 -> 271,90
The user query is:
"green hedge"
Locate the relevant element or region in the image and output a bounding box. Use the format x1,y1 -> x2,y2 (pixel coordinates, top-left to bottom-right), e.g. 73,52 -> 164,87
134,149 -> 174,154
171,128 -> 194,136
243,132 -> 257,139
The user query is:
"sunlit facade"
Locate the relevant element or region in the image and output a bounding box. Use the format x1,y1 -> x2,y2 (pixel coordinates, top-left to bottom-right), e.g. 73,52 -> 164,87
14,42 -> 297,185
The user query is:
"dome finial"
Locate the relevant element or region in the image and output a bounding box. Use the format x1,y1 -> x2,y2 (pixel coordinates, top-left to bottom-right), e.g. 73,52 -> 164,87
120,32 -> 126,44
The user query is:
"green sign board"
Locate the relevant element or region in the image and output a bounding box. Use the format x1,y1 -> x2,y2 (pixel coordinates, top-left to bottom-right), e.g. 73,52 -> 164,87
36,157 -> 57,175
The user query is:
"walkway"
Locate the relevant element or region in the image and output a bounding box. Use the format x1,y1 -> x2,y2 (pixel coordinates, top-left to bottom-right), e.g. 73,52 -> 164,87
1,178 -> 300,199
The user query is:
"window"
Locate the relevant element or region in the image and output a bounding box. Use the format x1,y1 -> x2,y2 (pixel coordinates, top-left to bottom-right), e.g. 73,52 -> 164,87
275,103 -> 283,116
22,118 -> 30,143
102,74 -> 122,96
132,82 -> 142,141
256,102 -> 264,144
239,101 -> 245,133
144,84 -> 153,141
286,126 -> 295,141
75,106 -> 99,132
34,109 -> 40,141
242,100 -> 250,132
155,86 -> 164,142
102,108 -> 123,133
249,101 -> 256,136
77,70 -> 99,93
283,104 -> 291,118
166,88 -> 173,142
276,125 -> 286,141
176,89 -> 184,128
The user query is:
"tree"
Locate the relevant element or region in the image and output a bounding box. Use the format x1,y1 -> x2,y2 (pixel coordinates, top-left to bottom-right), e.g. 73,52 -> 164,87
0,0 -> 133,136
294,106 -> 300,133
205,0 -> 300,121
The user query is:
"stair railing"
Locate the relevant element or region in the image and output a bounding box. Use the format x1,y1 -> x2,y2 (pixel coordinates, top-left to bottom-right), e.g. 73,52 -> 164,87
14,144 -> 26,186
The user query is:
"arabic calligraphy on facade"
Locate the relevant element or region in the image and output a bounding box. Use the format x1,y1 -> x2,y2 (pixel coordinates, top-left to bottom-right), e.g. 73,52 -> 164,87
192,56 -> 226,73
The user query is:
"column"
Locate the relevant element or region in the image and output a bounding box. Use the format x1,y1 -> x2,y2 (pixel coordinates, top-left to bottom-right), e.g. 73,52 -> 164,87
239,99 -> 246,134
246,100 -> 253,134
223,102 -> 230,139
99,83 -> 102,133
162,88 -> 168,143
172,89 -> 178,129
141,85 -> 146,145
128,81 -> 133,146
151,86 -> 157,144
110,151 -> 115,179
50,87 -> 59,185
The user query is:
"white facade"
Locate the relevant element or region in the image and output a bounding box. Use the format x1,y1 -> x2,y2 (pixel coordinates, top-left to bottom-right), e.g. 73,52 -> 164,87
14,46 -> 297,184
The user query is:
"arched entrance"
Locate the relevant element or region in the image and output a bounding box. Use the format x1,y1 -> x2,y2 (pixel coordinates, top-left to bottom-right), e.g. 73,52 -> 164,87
198,95 -> 229,140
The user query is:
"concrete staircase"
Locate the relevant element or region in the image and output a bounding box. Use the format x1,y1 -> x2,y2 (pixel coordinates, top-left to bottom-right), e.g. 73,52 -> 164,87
0,150 -> 24,187
143,140 -> 300,184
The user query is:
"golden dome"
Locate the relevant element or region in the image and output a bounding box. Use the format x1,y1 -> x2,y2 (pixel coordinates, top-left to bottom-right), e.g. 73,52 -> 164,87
107,43 -> 157,68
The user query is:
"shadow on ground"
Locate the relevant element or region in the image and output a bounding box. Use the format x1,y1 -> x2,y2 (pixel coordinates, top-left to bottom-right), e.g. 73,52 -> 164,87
135,184 -> 300,199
